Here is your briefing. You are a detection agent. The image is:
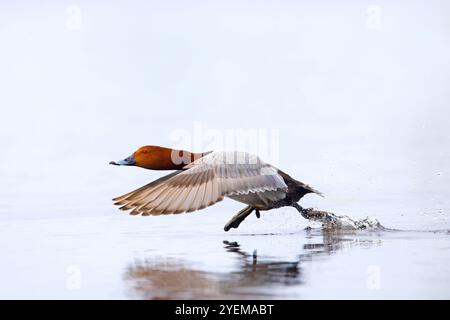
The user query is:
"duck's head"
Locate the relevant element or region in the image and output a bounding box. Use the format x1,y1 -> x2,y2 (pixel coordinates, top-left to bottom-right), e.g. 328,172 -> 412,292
110,145 -> 199,170
109,146 -> 155,169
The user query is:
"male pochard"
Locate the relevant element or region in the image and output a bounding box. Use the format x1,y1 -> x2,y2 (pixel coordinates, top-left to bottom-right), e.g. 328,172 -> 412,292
110,146 -> 322,231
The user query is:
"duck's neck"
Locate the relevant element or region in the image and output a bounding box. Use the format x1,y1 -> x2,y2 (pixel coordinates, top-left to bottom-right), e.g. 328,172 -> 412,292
141,146 -> 205,170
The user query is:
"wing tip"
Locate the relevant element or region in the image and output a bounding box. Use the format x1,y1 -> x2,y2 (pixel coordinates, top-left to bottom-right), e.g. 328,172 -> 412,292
112,195 -> 128,202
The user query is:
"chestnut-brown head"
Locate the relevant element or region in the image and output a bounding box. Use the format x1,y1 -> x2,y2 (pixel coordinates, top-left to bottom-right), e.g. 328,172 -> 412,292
110,145 -> 201,170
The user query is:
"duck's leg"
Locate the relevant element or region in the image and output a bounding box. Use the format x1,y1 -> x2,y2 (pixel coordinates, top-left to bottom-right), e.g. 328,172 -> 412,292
224,206 -> 255,231
292,202 -> 328,222
292,202 -> 309,219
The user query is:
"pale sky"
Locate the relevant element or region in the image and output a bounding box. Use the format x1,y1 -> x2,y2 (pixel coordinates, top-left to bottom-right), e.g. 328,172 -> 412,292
0,0 -> 449,219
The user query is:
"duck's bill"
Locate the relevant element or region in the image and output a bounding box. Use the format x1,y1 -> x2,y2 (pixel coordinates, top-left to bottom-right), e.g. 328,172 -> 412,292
109,154 -> 136,166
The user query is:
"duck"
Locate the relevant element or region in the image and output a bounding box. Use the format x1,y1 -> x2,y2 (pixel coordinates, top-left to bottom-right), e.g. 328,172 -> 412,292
110,145 -> 322,231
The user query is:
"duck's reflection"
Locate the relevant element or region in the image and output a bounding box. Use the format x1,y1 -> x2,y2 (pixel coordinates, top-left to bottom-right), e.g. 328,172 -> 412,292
222,240 -> 303,288
124,229 -> 381,299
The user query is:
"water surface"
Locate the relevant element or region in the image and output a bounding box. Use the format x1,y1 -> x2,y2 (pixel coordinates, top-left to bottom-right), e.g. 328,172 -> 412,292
1,208 -> 449,299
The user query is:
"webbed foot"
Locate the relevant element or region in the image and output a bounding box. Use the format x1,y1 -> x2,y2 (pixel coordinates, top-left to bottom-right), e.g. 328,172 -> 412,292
224,206 -> 255,231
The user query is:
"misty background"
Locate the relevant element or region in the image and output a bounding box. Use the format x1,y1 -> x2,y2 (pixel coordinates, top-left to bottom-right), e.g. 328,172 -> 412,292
0,0 -> 449,230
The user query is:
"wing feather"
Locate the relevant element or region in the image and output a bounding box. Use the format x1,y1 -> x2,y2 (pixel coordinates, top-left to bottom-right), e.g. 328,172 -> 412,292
112,151 -> 288,216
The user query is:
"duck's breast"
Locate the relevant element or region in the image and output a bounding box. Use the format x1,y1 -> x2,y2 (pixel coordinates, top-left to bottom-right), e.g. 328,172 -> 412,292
227,189 -> 286,209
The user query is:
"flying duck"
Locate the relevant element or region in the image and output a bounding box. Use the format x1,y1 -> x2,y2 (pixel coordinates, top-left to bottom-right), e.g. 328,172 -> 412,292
110,146 -> 322,231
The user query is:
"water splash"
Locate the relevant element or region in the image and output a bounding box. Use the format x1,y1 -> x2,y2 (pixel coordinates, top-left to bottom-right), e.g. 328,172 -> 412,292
302,208 -> 384,231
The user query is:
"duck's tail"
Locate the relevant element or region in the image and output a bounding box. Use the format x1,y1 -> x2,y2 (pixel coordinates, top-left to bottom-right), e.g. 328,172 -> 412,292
277,169 -> 324,198
302,183 -> 324,198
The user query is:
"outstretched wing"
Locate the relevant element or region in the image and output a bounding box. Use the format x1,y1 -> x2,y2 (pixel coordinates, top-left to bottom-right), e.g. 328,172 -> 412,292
113,151 -> 288,216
